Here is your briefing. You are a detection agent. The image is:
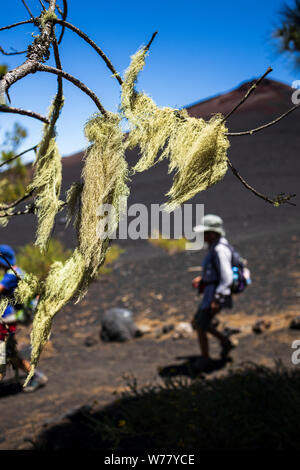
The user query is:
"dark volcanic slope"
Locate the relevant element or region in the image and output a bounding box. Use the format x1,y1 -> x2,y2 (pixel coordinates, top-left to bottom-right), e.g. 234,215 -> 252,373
2,78 -> 299,252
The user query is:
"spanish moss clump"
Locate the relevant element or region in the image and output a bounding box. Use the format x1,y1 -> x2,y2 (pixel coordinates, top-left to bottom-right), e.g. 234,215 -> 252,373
78,112 -> 129,282
121,48 -> 230,209
14,273 -> 39,305
30,97 -> 64,252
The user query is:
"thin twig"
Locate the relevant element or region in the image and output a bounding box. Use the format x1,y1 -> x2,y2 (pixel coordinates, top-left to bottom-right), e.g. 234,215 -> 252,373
58,0 -> 68,44
37,63 -> 107,115
38,0 -> 47,11
227,159 -> 296,206
0,105 -> 49,124
0,46 -> 27,56
222,67 -> 273,123
0,188 -> 35,210
0,145 -> 37,168
0,252 -> 22,279
21,0 -> 35,20
145,31 -> 158,52
0,203 -> 35,218
0,18 -> 34,32
54,18 -> 122,84
227,104 -> 300,136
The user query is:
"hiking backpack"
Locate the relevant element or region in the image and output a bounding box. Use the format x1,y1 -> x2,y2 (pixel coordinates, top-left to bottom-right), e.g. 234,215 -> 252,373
218,242 -> 251,295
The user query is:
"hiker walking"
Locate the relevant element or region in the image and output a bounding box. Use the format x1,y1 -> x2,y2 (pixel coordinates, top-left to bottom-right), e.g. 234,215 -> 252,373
191,215 -> 238,368
0,244 -> 47,392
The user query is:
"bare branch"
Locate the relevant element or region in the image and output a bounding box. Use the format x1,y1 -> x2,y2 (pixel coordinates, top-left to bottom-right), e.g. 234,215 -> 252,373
0,145 -> 37,169
227,159 -> 296,206
0,18 -> 35,32
0,46 -> 27,56
0,188 -> 35,211
0,204 -> 35,218
222,67 -> 273,123
227,104 -> 300,136
0,105 -> 49,124
0,251 -> 22,279
58,0 -> 68,44
37,63 -> 107,115
21,0 -> 35,20
145,31 -> 158,52
54,18 -> 123,85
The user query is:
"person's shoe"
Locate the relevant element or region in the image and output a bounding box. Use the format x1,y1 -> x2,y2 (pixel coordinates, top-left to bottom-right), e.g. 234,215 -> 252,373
23,371 -> 48,393
220,338 -> 236,359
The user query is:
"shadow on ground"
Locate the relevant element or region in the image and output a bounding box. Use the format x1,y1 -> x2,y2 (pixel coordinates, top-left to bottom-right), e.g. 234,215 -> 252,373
32,362 -> 300,451
0,378 -> 23,399
158,355 -> 229,378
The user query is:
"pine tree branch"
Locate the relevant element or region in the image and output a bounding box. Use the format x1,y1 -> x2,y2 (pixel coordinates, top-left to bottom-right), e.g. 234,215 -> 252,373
0,189 -> 35,211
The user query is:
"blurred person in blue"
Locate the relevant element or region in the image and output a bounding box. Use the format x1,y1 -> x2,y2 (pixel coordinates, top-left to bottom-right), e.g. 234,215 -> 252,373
0,244 -> 47,392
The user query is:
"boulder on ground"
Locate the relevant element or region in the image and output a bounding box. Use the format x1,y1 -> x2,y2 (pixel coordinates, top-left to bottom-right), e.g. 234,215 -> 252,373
100,308 -> 139,342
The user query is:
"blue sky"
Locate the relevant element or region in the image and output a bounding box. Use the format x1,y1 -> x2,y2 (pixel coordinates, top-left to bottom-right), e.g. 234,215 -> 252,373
0,0 -> 297,161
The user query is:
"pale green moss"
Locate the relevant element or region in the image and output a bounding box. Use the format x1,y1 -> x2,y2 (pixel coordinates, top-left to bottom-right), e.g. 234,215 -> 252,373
30,97 -> 64,252
121,48 -> 230,210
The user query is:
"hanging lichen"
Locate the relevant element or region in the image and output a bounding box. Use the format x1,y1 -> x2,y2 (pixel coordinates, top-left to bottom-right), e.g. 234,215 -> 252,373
65,181 -> 83,231
0,297 -> 9,319
25,112 -> 129,384
78,112 -> 129,284
29,96 -> 64,252
121,48 -> 230,209
0,207 -> 13,227
14,273 -> 39,305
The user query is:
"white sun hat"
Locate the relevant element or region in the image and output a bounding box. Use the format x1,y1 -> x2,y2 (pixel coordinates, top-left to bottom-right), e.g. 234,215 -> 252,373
193,214 -> 225,237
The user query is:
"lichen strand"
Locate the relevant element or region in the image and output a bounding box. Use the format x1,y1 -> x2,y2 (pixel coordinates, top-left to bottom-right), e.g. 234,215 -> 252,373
78,112 -> 129,282
30,97 -> 64,252
14,273 -> 39,305
26,113 -> 129,383
26,249 -> 86,383
65,182 -> 83,231
121,48 -> 230,210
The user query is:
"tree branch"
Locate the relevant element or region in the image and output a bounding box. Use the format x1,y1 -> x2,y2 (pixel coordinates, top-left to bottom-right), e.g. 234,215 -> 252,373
21,0 -> 35,20
57,0 -> 68,44
145,31 -> 158,52
37,63 -> 107,115
0,251 -> 22,279
0,46 -> 27,56
0,145 -> 37,169
53,18 -> 123,85
0,189 -> 35,210
0,19 -> 34,32
227,104 -> 300,136
0,105 -> 49,124
227,158 -> 296,206
222,67 -> 273,123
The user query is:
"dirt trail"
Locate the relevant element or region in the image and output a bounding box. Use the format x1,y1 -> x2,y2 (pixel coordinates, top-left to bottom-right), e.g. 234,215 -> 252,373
0,235 -> 300,449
